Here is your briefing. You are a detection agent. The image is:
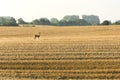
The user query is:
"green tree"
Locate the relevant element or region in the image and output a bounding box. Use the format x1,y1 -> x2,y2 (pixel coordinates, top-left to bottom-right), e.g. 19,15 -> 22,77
0,17 -> 17,26
39,18 -> 50,25
113,20 -> 120,25
50,18 -> 59,25
0,17 -> 6,26
62,15 -> 79,22
6,17 -> 17,26
101,20 -> 111,25
18,18 -> 26,24
59,15 -> 91,26
82,15 -> 100,25
31,19 -> 40,25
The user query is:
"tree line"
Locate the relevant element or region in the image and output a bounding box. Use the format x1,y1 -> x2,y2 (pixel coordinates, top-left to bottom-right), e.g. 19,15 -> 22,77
0,15 -> 120,26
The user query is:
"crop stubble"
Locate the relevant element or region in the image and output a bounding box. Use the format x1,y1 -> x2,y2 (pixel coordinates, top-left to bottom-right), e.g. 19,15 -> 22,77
0,25 -> 120,79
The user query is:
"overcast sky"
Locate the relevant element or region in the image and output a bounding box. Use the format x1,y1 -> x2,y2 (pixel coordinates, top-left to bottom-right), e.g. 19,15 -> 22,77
0,0 -> 120,22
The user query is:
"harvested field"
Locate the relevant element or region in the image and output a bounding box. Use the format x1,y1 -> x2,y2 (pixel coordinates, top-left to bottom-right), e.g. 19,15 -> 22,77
0,25 -> 120,79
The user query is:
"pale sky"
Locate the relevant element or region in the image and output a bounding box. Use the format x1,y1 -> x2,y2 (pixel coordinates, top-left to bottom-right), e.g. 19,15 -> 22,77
0,0 -> 120,22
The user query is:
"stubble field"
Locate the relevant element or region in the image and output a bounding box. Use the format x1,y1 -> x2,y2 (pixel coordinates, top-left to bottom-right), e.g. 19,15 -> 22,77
0,25 -> 120,80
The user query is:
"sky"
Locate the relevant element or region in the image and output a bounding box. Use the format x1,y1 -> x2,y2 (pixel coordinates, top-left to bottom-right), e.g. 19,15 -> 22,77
0,0 -> 120,22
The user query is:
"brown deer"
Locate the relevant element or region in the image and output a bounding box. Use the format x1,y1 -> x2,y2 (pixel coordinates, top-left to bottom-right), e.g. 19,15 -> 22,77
34,32 -> 41,39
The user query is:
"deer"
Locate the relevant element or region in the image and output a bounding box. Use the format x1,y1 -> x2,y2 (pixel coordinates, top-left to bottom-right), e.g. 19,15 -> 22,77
34,32 -> 41,39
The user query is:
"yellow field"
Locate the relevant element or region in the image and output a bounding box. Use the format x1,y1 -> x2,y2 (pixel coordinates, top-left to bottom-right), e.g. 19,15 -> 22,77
0,25 -> 120,80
